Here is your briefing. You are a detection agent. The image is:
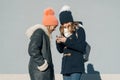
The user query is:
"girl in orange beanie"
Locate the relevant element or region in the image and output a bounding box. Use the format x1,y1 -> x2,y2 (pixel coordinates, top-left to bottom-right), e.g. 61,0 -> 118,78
26,7 -> 58,80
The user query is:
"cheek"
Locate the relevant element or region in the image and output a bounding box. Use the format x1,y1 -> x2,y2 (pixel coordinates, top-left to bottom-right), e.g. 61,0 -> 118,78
50,26 -> 57,31
50,27 -> 55,31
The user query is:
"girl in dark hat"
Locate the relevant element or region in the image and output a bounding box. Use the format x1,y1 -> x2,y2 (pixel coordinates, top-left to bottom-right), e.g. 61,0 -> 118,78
56,5 -> 86,80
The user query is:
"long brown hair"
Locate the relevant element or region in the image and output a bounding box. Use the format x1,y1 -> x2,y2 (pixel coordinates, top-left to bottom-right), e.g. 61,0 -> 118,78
59,22 -> 79,36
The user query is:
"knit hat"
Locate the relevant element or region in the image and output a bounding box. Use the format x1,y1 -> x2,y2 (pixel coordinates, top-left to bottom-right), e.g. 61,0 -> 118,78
59,5 -> 74,25
42,8 -> 58,26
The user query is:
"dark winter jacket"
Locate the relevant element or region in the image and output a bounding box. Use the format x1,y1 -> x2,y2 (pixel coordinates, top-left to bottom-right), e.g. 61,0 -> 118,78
26,24 -> 54,80
56,26 -> 86,74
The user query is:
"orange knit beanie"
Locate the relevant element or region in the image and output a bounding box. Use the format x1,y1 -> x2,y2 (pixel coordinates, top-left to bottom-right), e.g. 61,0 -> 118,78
42,8 -> 58,26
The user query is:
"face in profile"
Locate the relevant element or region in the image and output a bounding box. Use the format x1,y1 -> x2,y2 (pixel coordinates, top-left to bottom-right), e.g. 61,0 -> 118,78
48,25 -> 57,33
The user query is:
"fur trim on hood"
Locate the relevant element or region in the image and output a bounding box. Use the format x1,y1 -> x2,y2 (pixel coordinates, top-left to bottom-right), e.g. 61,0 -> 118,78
25,24 -> 49,38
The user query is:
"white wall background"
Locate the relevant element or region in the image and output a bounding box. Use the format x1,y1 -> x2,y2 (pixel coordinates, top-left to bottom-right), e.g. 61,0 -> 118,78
0,0 -> 120,74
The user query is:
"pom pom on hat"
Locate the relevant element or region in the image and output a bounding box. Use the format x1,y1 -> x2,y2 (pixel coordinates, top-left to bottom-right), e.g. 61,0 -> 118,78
42,7 -> 58,26
59,5 -> 71,13
59,5 -> 73,25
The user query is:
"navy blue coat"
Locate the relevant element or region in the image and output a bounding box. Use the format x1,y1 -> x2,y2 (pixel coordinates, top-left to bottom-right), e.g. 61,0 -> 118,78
56,27 -> 86,74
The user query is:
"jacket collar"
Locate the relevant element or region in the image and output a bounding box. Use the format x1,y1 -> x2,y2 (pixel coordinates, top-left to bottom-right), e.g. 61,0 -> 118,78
25,24 -> 49,38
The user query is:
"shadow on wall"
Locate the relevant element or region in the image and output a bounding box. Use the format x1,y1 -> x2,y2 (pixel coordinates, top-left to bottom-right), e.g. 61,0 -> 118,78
81,63 -> 102,80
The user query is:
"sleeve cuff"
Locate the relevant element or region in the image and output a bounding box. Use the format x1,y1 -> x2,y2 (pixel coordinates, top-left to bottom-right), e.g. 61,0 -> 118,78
37,60 -> 48,71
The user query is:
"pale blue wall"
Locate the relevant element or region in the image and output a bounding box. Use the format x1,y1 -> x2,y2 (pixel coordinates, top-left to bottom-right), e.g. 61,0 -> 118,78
0,0 -> 120,74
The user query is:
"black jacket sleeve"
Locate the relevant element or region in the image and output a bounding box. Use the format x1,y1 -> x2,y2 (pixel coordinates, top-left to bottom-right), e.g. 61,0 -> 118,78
28,29 -> 45,66
56,41 -> 65,53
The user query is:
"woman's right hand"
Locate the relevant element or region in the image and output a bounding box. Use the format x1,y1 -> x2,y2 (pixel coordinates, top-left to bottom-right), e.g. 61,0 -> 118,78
56,35 -> 62,43
56,35 -> 67,43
